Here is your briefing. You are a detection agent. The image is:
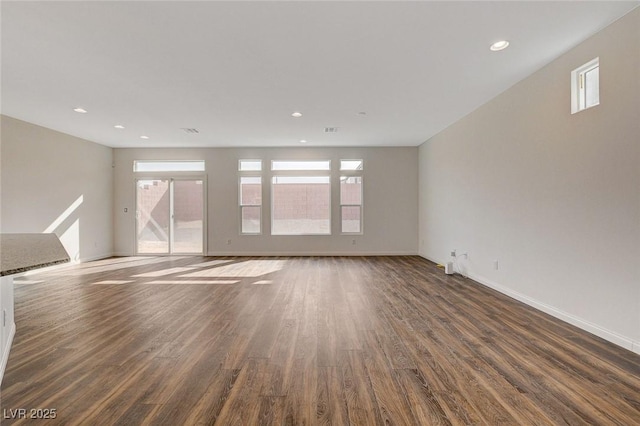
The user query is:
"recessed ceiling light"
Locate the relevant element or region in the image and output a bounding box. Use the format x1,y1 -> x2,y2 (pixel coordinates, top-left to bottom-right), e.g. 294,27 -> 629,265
291,112 -> 303,118
114,125 -> 125,129
73,107 -> 87,113
490,40 -> 510,51
299,139 -> 308,144
140,135 -> 149,140
357,112 -> 367,116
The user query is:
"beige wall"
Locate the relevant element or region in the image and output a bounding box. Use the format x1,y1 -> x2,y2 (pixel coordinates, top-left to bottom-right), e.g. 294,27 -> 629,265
418,8 -> 640,353
114,147 -> 418,256
0,116 -> 114,261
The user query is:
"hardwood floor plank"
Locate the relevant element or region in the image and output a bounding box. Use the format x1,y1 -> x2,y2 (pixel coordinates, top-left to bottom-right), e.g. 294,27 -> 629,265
361,330 -> 418,425
1,255 -> 638,424
316,366 -> 349,425
339,350 -> 383,426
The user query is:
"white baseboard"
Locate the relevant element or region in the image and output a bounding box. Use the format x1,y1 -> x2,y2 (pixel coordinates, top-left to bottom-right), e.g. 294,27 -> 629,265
78,252 -> 114,263
112,252 -> 134,257
206,251 -> 418,257
0,322 -> 16,386
468,272 -> 638,354
421,255 -> 639,355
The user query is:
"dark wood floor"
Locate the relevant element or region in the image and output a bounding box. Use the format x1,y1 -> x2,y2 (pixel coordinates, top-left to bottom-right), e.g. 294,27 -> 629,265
1,256 -> 639,425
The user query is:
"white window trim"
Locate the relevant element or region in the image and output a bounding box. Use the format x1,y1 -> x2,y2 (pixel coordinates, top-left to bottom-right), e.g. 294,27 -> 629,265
133,160 -> 205,173
238,164 -> 264,235
238,159 -> 263,172
340,175 -> 363,235
271,160 -> 331,171
571,57 -> 599,114
270,174 -> 332,236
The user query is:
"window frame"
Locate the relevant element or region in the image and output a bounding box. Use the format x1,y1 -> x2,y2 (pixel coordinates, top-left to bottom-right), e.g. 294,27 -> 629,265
238,159 -> 263,172
338,159 -> 364,235
239,176 -> 262,235
133,160 -> 205,173
238,160 -> 263,235
270,161 -> 332,236
571,57 -> 600,114
271,160 -> 331,171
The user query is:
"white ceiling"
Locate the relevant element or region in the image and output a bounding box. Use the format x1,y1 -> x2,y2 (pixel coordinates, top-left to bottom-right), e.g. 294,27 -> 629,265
2,1 -> 638,148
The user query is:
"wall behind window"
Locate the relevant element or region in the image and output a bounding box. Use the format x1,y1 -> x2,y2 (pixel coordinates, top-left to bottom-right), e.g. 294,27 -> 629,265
418,8 -> 640,352
0,115 -> 114,262
113,147 -> 418,256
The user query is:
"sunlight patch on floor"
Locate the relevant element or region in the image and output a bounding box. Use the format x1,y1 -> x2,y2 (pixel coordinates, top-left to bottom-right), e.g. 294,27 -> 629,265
190,259 -> 234,268
179,260 -> 285,278
133,267 -> 196,277
146,280 -> 240,285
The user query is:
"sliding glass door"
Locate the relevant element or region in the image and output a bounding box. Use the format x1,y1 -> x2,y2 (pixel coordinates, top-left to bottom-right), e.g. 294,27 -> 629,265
136,178 -> 204,254
171,179 -> 204,254
136,179 -> 170,254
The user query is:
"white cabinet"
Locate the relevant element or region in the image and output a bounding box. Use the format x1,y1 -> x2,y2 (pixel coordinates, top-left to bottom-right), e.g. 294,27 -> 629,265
0,275 -> 16,384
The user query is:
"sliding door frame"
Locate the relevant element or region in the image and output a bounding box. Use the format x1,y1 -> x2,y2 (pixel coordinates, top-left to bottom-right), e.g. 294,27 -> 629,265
135,174 -> 207,256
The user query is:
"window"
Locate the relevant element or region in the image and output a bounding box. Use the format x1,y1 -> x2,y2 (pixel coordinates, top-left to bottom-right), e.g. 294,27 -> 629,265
272,160 -> 331,171
239,158 -> 363,236
341,159 -> 363,233
341,177 -> 362,233
240,177 -> 262,234
340,159 -> 363,171
239,160 -> 262,234
133,160 -> 205,172
272,176 -> 331,235
239,160 -> 262,171
571,57 -> 599,114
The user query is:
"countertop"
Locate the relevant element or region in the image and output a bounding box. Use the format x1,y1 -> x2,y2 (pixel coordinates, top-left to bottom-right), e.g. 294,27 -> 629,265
0,233 -> 70,276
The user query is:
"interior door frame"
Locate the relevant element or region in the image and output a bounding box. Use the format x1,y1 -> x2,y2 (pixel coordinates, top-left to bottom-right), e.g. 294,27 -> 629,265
135,175 -> 207,256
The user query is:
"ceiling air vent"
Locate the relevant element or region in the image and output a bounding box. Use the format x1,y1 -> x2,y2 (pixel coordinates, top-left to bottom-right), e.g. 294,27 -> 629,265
181,128 -> 199,134
324,127 -> 338,133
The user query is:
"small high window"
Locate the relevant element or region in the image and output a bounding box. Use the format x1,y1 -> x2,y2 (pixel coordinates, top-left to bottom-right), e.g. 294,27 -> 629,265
239,160 -> 262,171
271,160 -> 331,171
571,57 -> 599,114
133,160 -> 205,172
340,160 -> 363,171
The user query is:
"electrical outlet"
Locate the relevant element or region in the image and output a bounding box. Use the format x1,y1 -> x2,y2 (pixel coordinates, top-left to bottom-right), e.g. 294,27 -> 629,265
352,239 -> 356,245
494,260 -> 499,270
450,250 -> 456,257
226,239 -> 232,245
